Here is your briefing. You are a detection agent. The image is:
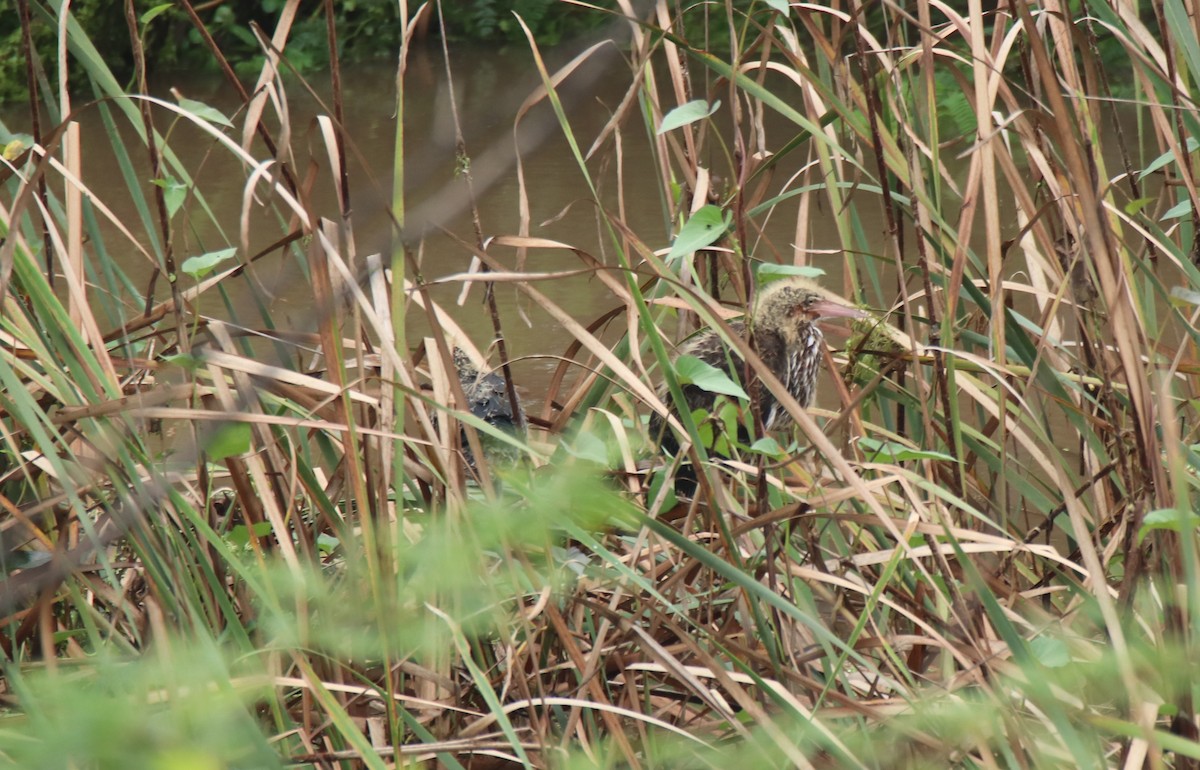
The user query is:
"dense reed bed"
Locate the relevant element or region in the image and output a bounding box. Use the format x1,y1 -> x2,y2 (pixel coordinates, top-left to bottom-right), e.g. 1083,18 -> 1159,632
1,0 -> 1199,767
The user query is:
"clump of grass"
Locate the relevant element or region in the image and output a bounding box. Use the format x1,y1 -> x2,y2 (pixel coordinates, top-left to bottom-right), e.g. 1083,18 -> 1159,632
2,0 -> 1200,767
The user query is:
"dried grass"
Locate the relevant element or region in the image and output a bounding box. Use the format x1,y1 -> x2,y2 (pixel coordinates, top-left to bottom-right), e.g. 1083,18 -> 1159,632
0,0 -> 1199,767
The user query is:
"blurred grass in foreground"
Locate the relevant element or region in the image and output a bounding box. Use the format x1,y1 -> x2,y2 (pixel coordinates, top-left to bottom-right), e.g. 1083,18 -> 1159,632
2,0 -> 1200,767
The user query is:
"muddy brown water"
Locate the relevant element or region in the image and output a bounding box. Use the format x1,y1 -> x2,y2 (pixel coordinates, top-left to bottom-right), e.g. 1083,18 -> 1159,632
0,44 -> 890,416
2,43 -> 1176,553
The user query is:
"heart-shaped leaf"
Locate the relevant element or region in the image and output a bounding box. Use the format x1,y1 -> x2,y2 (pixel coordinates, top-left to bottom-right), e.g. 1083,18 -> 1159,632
175,95 -> 233,128
666,205 -> 729,262
182,247 -> 237,279
658,99 -> 721,135
756,263 -> 825,284
1138,507 -> 1200,543
206,422 -> 252,461
674,354 -> 749,400
151,176 -> 189,218
1030,635 -> 1070,668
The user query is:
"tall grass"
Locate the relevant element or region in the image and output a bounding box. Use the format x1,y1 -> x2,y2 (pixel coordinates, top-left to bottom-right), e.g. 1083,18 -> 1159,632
1,0 -> 1200,767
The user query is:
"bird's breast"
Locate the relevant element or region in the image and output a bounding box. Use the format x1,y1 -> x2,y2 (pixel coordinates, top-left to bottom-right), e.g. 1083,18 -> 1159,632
784,326 -> 824,408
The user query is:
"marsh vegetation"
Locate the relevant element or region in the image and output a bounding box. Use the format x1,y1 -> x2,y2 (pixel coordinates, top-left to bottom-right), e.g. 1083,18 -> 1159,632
1,0 -> 1199,768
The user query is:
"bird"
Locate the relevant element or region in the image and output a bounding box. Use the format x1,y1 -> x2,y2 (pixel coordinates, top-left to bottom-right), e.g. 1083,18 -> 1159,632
649,276 -> 865,492
451,347 -> 525,473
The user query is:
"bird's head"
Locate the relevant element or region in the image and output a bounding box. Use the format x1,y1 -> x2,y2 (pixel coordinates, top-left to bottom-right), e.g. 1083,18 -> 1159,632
452,347 -> 480,380
752,277 -> 866,343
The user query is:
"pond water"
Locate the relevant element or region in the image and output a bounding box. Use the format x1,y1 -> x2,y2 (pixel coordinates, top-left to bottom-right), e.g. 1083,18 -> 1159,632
0,42 -> 888,415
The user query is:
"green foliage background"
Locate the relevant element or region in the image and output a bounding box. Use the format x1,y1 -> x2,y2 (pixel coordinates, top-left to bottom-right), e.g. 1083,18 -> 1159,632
0,0 -> 611,103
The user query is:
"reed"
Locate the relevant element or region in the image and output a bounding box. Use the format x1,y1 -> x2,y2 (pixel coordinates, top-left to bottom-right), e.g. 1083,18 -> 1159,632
0,0 -> 1198,767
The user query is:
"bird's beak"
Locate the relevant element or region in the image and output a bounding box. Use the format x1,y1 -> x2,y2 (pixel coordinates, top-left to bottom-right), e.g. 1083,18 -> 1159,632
809,299 -> 869,320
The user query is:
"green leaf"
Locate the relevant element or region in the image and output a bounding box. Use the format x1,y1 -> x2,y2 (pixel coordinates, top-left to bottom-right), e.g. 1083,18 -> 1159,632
674,355 -> 749,400
151,176 -> 189,218
206,422 -> 252,461
713,398 -> 741,455
1138,507 -> 1200,543
140,3 -> 174,25
565,431 -> 608,465
696,417 -> 714,450
658,99 -> 720,135
1170,286 -> 1200,307
858,436 -> 958,463
175,96 -> 234,128
749,437 -> 784,455
764,0 -> 790,13
151,748 -> 224,770
1124,197 -> 1155,216
667,205 -> 730,262
227,522 -> 273,548
1137,136 -> 1198,180
1163,198 -> 1193,220
3,136 -> 32,161
648,467 -> 676,508
182,247 -> 237,279
756,263 -> 825,284
1030,635 -> 1070,668
163,353 -> 203,371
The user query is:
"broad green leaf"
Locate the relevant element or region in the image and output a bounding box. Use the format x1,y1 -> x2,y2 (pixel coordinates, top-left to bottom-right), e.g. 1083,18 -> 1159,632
675,355 -> 749,400
714,398 -> 742,455
1030,635 -> 1070,668
227,522 -> 274,548
140,3 -> 174,24
182,247 -> 237,278
566,431 -> 608,465
658,99 -> 720,135
666,205 -> 730,262
163,353 -> 203,371
1170,286 -> 1200,307
858,436 -> 958,463
1137,136 -> 1199,180
3,137 -> 31,161
206,422 -> 252,461
151,176 -> 189,218
757,263 -> 824,284
1138,507 -> 1200,543
1124,197 -> 1155,216
696,416 -> 714,450
175,96 -> 234,128
648,467 -> 676,508
1163,199 -> 1192,220
749,437 -> 784,455
764,0 -> 790,13
151,749 -> 224,770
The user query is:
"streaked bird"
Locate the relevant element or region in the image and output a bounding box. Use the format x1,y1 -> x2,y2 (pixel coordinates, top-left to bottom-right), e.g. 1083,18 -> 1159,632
650,276 -> 865,491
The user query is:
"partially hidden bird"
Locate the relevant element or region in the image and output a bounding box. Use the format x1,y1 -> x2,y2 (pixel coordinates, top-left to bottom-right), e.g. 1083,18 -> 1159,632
451,347 -> 525,472
650,276 -> 866,493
